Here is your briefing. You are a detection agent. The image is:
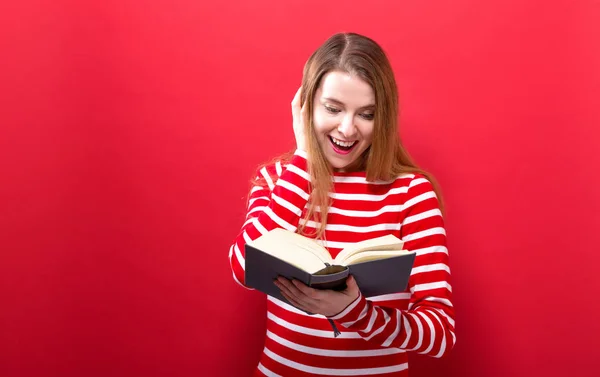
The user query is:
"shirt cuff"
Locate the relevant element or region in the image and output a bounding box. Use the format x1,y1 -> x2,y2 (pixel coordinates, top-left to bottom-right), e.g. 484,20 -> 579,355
327,293 -> 368,327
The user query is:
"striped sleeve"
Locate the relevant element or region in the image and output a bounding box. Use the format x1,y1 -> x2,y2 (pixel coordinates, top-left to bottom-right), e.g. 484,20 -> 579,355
228,149 -> 312,288
328,175 -> 456,358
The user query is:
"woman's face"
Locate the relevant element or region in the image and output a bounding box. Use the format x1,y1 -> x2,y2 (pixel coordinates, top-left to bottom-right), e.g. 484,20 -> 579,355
312,70 -> 375,172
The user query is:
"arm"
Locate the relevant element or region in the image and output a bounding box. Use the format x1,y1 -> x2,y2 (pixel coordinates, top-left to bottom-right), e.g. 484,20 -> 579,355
328,175 -> 456,357
228,149 -> 311,288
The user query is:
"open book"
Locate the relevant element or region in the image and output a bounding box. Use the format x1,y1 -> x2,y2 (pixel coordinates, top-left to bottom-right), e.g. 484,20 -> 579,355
244,228 -> 416,300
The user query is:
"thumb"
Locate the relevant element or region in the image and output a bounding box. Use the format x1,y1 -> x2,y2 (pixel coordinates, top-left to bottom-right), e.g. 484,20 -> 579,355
346,275 -> 359,291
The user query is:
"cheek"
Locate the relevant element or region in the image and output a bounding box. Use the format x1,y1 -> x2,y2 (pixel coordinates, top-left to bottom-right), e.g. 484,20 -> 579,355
312,110 -> 335,134
358,123 -> 375,143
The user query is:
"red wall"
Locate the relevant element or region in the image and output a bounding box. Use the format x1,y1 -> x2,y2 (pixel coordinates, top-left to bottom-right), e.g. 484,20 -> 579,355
1,1 -> 599,376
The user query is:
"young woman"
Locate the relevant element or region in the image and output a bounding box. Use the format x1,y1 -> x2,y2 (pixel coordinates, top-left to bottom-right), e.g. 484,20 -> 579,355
229,32 -> 455,377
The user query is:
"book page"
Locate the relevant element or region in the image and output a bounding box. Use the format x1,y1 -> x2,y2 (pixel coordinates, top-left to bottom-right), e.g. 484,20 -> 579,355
333,235 -> 405,265
248,228 -> 333,273
342,249 -> 411,266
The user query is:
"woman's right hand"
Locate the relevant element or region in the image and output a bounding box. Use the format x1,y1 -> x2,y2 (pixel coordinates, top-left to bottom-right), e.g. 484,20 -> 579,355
292,86 -> 307,152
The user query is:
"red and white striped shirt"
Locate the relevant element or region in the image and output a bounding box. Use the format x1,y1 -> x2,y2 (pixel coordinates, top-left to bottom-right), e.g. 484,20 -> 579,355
229,149 -> 456,376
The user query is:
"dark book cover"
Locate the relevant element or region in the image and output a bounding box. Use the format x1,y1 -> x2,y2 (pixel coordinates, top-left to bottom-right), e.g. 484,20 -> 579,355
244,243 -> 416,304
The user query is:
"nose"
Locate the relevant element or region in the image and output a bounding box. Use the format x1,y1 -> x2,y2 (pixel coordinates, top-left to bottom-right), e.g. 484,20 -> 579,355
338,113 -> 358,138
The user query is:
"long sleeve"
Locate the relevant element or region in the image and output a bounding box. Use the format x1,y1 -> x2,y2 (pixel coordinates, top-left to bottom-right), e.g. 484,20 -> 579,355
228,149 -> 312,288
328,175 -> 456,358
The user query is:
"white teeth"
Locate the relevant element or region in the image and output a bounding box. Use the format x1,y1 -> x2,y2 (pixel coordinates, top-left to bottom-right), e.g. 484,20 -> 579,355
331,137 -> 356,148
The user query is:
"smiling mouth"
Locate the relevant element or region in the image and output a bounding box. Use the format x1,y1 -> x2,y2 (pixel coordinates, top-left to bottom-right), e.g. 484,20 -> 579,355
329,136 -> 357,154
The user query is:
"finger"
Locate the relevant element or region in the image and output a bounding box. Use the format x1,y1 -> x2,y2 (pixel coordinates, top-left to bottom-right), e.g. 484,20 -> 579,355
291,86 -> 302,112
292,279 -> 323,300
344,275 -> 361,297
346,275 -> 357,288
280,289 -> 307,311
276,277 -> 306,303
281,289 -> 320,314
275,280 -> 294,299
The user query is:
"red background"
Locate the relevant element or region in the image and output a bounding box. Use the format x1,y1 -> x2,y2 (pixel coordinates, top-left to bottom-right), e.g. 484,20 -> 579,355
1,1 -> 599,376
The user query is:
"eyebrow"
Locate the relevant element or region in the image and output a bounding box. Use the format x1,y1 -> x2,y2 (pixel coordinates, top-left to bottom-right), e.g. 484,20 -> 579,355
322,97 -> 375,110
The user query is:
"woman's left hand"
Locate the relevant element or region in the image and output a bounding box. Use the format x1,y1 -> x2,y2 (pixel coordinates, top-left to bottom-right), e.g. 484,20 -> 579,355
274,275 -> 360,317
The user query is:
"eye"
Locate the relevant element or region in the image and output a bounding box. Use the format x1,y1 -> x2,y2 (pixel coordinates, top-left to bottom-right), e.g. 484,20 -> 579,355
360,113 -> 375,120
324,105 -> 341,114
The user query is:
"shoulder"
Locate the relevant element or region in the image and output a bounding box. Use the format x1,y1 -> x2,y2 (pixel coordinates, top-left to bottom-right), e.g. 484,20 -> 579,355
390,172 -> 440,206
252,150 -> 304,182
394,173 -> 443,221
391,172 -> 432,190
254,160 -> 283,178
249,162 -> 279,193
250,151 -> 296,192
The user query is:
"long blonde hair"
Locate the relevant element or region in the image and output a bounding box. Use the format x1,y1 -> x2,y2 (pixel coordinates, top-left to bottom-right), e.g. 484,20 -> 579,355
252,32 -> 443,239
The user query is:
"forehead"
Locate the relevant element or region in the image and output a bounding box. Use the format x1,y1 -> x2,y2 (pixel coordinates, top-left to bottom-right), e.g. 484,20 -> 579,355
317,71 -> 375,106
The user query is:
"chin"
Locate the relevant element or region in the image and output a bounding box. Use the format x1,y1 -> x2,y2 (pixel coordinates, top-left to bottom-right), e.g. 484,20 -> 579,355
331,165 -> 349,172
328,158 -> 361,172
